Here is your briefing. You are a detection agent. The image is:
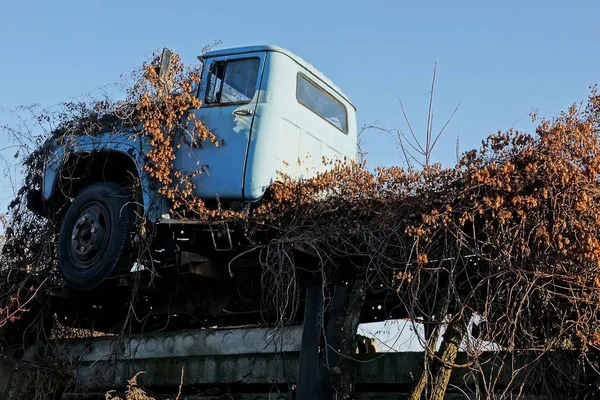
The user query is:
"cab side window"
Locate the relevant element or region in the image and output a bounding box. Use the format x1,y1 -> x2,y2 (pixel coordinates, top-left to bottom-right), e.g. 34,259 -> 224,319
296,73 -> 348,133
205,58 -> 260,105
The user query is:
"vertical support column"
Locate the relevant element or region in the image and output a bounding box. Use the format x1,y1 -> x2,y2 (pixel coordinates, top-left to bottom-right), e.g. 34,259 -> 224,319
297,286 -> 324,400
319,284 -> 348,399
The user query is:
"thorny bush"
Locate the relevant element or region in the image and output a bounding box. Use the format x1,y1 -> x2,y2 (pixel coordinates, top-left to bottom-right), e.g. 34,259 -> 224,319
252,88 -> 600,397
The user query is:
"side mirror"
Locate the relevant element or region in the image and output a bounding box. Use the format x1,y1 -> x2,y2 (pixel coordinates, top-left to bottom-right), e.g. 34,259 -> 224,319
158,47 -> 173,83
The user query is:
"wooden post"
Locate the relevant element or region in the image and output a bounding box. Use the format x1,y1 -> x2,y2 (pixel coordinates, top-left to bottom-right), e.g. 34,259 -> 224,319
297,285 -> 324,400
337,280 -> 367,397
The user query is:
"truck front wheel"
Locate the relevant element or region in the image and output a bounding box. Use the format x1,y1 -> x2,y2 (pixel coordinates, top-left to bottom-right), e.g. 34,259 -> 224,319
58,182 -> 137,291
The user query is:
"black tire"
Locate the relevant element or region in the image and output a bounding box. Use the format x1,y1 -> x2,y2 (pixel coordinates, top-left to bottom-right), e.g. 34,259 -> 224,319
58,182 -> 137,291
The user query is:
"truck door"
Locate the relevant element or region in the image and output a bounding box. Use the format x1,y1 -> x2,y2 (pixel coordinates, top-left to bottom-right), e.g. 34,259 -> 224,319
174,52 -> 265,200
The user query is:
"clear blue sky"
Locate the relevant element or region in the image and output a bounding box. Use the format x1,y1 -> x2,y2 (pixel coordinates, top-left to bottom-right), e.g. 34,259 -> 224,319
1,0 -> 599,192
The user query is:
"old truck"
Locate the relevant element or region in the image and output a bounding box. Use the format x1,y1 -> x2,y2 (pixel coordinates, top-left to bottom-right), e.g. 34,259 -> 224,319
27,45 -> 358,294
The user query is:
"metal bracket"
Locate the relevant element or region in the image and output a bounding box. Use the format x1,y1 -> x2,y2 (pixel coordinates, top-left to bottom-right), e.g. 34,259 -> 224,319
209,222 -> 233,252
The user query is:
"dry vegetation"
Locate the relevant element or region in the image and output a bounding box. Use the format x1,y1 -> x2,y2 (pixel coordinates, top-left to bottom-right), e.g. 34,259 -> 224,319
105,372 -> 157,400
1,50 -> 600,399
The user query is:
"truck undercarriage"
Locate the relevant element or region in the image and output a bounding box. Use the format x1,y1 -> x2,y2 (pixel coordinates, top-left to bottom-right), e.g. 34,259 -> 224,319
49,220 -> 409,334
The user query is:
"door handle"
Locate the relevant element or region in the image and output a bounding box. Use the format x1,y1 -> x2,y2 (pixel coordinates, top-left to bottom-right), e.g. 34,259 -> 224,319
233,109 -> 254,116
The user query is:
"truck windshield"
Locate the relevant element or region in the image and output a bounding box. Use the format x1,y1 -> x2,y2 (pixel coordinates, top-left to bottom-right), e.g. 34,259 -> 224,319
205,58 -> 260,105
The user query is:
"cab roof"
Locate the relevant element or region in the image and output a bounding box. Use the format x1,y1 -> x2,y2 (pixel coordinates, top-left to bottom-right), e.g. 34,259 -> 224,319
200,45 -> 355,109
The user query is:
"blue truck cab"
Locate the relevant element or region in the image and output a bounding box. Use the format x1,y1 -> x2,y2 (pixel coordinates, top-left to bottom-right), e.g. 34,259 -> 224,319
182,45 -> 357,203
29,45 -> 357,290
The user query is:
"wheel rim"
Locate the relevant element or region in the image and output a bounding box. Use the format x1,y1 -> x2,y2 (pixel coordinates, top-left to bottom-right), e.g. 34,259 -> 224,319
68,202 -> 110,269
